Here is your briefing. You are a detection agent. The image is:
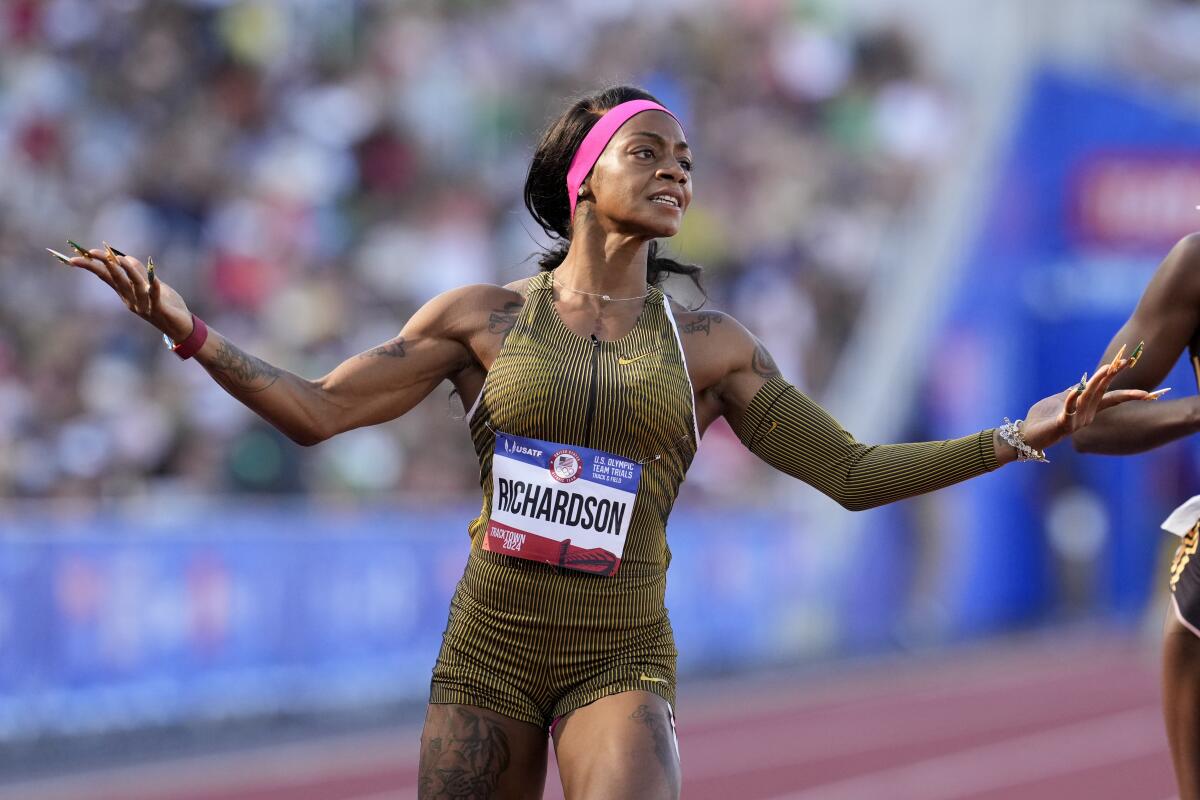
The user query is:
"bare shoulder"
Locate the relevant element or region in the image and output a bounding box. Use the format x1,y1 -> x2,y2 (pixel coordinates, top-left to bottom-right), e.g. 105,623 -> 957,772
504,275 -> 537,295
668,302 -> 775,390
670,302 -> 756,351
418,283 -> 525,335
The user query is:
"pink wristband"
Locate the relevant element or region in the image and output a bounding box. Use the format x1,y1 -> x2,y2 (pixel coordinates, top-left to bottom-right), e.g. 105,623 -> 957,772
168,314 -> 208,360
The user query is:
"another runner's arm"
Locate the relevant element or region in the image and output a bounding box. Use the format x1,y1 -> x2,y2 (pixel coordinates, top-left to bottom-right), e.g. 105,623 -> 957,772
1074,234 -> 1200,455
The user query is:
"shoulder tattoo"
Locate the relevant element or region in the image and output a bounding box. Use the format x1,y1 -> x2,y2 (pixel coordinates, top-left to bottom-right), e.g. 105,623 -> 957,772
361,337 -> 407,358
488,301 -> 523,339
680,310 -> 723,336
752,340 -> 781,379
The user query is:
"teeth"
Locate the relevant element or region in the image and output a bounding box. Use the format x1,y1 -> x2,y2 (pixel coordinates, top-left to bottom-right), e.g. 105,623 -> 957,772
651,196 -> 679,207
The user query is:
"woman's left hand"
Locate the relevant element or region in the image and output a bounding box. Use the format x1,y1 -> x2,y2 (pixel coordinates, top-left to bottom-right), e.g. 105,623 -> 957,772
1020,349 -> 1157,452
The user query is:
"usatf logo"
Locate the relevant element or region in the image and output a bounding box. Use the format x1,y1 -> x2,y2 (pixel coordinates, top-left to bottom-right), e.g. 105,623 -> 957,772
504,438 -> 544,459
549,449 -> 583,483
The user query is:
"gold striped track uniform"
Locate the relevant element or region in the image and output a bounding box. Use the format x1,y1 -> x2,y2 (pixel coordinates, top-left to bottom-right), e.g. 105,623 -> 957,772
429,270 -> 999,728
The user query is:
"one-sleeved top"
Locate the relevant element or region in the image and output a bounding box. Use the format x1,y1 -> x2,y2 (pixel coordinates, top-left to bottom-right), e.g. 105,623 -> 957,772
459,269 -> 998,628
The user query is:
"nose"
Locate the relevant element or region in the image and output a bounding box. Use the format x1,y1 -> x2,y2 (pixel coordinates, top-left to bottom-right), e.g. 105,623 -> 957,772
657,163 -> 687,184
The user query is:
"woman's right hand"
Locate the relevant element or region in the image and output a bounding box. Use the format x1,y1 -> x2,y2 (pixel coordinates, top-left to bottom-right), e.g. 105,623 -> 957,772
60,245 -> 195,343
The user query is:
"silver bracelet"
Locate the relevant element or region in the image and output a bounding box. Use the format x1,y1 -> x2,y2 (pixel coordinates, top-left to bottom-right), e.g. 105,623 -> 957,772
998,418 -> 1049,463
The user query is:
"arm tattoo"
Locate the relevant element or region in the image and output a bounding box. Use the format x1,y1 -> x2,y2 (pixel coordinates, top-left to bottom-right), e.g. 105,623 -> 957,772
630,705 -> 679,793
208,339 -> 281,393
487,302 -> 523,340
361,337 -> 407,358
418,708 -> 511,799
680,310 -> 723,335
752,341 -> 782,379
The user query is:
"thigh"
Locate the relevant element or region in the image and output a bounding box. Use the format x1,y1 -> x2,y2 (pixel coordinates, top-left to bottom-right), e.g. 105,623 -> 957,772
419,703 -> 548,800
553,691 -> 680,800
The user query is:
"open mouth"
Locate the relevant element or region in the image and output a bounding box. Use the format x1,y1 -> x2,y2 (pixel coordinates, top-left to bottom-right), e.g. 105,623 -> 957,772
650,195 -> 681,209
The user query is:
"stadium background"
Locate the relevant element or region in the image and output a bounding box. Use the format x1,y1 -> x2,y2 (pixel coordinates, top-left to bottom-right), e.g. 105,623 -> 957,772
2,0 -> 1199,797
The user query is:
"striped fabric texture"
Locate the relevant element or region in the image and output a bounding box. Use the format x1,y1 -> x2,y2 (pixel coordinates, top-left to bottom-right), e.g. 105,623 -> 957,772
430,270 -> 696,726
731,377 -> 999,511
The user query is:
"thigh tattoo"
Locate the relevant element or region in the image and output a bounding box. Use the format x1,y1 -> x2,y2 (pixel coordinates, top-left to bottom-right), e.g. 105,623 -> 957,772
419,708 -> 512,799
630,704 -> 679,786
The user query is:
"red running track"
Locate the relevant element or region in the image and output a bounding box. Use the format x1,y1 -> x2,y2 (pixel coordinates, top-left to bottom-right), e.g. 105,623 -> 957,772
0,635 -> 1176,800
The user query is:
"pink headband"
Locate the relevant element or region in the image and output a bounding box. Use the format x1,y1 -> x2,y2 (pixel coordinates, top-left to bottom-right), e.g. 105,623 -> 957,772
567,99 -> 681,220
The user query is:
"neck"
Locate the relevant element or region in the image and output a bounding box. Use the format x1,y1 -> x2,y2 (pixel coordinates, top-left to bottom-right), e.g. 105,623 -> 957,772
554,224 -> 651,300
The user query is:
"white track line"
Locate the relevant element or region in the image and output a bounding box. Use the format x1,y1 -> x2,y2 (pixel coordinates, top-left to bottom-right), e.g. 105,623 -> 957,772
765,705 -> 1164,800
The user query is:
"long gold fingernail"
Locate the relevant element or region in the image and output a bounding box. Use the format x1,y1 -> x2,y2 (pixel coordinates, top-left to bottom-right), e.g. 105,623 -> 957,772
101,241 -> 124,264
66,239 -> 91,257
1146,387 -> 1171,400
147,256 -> 156,284
1129,340 -> 1145,367
103,242 -> 127,257
46,247 -> 72,264
1108,344 -> 1127,371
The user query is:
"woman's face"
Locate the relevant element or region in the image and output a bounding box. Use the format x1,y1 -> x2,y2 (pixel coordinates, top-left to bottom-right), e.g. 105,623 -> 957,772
580,110 -> 693,239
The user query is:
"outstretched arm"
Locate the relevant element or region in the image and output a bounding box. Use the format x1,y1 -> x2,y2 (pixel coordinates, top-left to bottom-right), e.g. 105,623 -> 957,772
60,246 -> 493,445
699,315 -> 1141,510
1073,234 -> 1200,455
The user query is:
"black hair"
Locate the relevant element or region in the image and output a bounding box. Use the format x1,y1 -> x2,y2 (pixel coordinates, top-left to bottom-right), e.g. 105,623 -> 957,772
523,86 -> 704,293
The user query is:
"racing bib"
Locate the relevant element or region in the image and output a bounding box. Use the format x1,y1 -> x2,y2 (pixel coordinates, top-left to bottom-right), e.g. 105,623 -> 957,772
485,431 -> 641,576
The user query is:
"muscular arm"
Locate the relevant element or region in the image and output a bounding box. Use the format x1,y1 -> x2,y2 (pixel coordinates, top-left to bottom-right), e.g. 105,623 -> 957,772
192,285 -> 509,445
1073,234 -> 1200,455
679,310 -> 1000,511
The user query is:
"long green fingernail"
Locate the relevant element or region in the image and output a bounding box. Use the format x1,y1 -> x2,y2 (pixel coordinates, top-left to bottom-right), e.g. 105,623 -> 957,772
1129,341 -> 1145,366
46,247 -> 71,264
66,240 -> 90,257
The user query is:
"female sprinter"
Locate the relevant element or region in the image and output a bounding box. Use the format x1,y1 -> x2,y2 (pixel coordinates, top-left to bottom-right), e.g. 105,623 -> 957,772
55,87 -> 1150,800
1072,233 -> 1200,800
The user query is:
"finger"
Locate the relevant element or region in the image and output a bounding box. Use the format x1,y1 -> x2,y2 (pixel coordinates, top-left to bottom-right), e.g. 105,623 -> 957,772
1062,385 -> 1084,419
106,262 -> 137,306
112,255 -> 151,315
1106,343 -> 1127,373
1097,389 -> 1153,409
66,255 -> 118,290
1074,364 -> 1115,424
149,272 -> 162,310
1079,363 -> 1113,402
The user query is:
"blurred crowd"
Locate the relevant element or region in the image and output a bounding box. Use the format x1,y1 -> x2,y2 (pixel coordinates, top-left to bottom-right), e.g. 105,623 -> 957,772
0,0 -> 963,503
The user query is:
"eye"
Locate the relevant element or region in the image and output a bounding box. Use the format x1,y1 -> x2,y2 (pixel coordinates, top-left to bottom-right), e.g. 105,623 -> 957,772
634,147 -> 656,160
679,159 -> 693,172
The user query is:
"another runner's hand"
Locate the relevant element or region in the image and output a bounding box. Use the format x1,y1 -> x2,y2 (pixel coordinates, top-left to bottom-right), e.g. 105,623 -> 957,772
1019,350 -> 1152,451
61,247 -> 194,342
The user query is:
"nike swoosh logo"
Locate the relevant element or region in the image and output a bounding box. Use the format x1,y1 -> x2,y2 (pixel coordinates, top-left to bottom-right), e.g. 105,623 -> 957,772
639,674 -> 669,684
619,349 -> 660,365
